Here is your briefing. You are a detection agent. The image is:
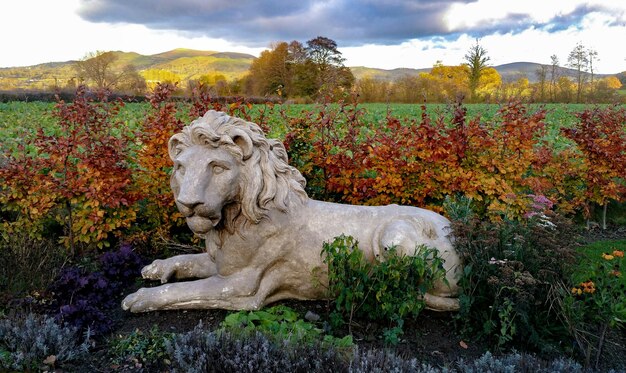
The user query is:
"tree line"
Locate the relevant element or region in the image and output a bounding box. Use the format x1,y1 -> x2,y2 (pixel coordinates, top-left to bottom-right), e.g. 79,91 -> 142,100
354,40 -> 623,104
59,39 -> 626,103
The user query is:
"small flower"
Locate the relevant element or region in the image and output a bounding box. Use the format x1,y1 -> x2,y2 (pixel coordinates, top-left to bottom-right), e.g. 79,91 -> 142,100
612,250 -> 624,258
579,280 -> 596,294
602,253 -> 615,261
571,287 -> 582,296
488,257 -> 508,265
610,270 -> 622,277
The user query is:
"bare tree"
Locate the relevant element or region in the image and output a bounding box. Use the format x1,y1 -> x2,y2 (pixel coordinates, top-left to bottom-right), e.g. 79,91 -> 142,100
75,51 -> 144,92
587,48 -> 599,98
535,65 -> 548,102
287,40 -> 308,64
567,43 -> 589,102
549,55 -> 560,102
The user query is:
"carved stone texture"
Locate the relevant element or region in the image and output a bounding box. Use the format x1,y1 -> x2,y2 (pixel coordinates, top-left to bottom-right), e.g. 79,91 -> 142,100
122,110 -> 462,313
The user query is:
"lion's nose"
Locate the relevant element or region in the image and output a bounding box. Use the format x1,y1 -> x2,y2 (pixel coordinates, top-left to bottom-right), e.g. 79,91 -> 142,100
176,189 -> 204,211
177,199 -> 201,211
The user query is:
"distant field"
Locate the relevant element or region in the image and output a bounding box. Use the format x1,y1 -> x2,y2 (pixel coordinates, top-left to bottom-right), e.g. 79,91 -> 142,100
0,101 -> 615,154
277,102 -> 587,124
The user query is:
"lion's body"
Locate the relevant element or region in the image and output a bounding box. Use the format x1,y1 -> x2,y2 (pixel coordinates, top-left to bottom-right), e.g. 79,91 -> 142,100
122,111 -> 461,313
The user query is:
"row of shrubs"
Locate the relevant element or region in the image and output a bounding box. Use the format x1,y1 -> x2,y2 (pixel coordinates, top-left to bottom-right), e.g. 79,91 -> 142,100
1,84 -> 625,256
0,312 -> 590,372
0,88 -> 284,104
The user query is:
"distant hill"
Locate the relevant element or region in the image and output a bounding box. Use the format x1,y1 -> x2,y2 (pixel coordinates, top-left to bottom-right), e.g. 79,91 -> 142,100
0,48 -> 256,91
0,50 -> 619,92
351,61 -> 616,83
350,66 -> 431,81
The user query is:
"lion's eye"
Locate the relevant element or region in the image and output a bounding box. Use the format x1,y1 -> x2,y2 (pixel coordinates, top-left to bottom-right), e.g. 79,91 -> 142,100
175,163 -> 185,175
213,165 -> 225,174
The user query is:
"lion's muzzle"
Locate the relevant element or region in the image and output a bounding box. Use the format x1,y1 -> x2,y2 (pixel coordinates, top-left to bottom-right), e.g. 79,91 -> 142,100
186,214 -> 220,234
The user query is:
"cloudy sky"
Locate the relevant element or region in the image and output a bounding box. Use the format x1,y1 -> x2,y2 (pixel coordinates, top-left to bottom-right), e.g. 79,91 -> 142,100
2,0 -> 625,73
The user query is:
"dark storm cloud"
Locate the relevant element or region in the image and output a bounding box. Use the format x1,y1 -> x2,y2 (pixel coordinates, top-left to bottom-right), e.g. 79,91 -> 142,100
77,0 -> 468,45
76,0 -> 614,46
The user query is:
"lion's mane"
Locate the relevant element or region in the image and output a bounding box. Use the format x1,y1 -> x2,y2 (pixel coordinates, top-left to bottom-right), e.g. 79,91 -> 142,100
169,110 -> 308,236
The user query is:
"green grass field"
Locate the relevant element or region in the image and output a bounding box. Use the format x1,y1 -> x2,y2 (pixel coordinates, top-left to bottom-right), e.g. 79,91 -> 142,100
0,101 -> 619,155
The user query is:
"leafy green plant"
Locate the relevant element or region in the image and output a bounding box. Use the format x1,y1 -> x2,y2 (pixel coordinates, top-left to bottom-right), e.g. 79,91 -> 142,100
220,304 -> 352,348
109,325 -> 174,370
321,234 -> 446,344
443,194 -> 474,224
496,297 -> 516,349
558,248 -> 625,369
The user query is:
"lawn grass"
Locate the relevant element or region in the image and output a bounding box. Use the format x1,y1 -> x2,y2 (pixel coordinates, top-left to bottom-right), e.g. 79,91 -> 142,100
574,239 -> 626,288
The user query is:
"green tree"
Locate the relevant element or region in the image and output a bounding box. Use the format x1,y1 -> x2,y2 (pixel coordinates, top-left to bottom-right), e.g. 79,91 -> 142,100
464,40 -> 490,102
305,36 -> 354,98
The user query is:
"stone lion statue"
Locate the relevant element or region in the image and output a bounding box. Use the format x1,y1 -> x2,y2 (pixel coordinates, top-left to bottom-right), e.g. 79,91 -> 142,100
122,110 -> 461,313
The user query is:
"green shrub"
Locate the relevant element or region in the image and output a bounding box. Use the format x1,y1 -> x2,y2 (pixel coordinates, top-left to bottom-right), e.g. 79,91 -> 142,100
0,312 -> 90,372
321,234 -> 446,344
220,304 -> 352,348
448,195 -> 579,352
109,325 -> 174,370
557,245 -> 625,369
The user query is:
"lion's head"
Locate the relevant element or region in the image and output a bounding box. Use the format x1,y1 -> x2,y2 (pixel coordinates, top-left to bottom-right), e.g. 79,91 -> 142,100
168,110 -> 308,237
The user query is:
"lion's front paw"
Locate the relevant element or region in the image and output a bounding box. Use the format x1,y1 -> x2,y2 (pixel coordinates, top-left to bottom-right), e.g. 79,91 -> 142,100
122,287 -> 163,313
141,259 -> 176,284
423,293 -> 460,312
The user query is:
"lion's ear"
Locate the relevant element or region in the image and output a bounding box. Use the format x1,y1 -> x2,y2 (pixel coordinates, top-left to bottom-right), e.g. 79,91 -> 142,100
230,129 -> 253,160
168,134 -> 185,161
